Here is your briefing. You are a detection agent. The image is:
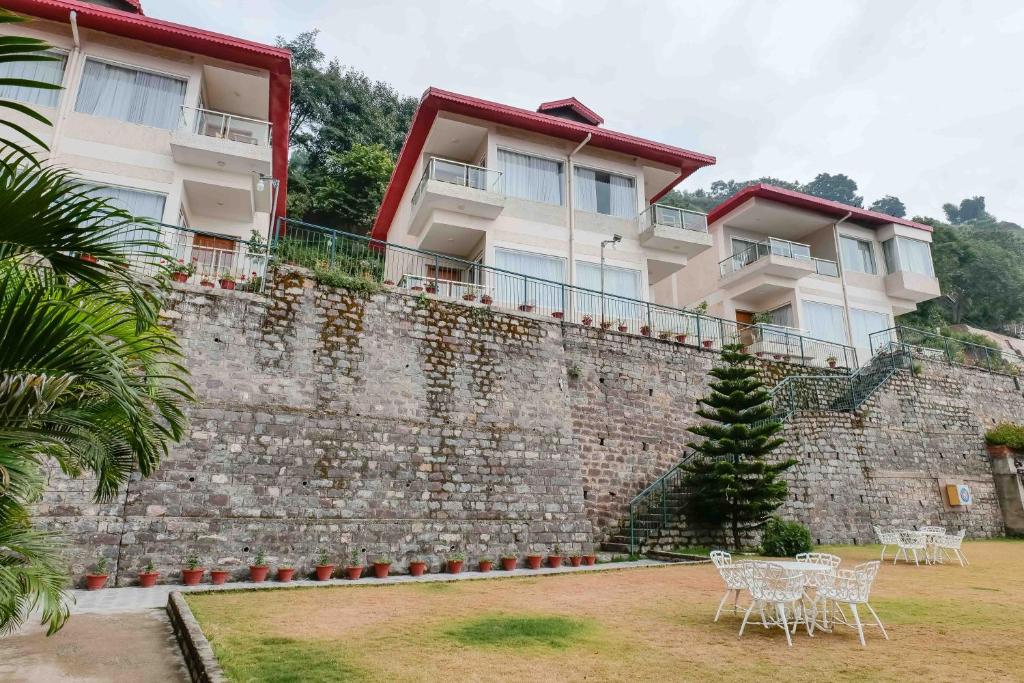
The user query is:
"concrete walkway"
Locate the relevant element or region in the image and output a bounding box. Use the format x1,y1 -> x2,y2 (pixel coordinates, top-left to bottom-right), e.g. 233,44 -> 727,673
65,559 -> 668,614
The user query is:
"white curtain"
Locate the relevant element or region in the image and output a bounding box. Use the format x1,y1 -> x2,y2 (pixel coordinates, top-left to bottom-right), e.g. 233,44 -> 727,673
898,237 -> 934,276
497,149 -> 563,205
767,304 -> 794,328
76,59 -> 186,130
493,247 -> 565,309
840,236 -> 876,274
803,301 -> 847,344
575,261 -> 642,320
573,167 -> 597,212
0,50 -> 66,107
849,308 -> 890,355
608,174 -> 636,218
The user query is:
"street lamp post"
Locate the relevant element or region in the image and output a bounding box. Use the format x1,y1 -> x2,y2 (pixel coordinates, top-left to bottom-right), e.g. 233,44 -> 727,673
600,234 -> 622,326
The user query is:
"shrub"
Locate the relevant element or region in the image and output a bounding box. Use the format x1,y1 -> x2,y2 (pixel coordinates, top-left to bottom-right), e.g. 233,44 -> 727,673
760,517 -> 813,556
985,422 -> 1024,450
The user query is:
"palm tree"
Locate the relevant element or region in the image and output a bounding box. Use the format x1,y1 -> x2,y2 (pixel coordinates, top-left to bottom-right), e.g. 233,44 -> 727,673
0,9 -> 193,635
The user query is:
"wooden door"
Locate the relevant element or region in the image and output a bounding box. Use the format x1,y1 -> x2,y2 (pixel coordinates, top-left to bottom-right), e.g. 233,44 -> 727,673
191,234 -> 237,274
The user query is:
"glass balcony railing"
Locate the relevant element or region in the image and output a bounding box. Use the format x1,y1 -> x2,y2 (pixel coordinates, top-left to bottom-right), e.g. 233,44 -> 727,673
179,106 -> 272,147
412,157 -> 503,205
719,237 -> 838,277
639,204 -> 709,234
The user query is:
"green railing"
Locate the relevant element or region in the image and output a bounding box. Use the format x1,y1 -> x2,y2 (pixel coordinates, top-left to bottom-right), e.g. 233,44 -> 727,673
870,325 -> 1023,376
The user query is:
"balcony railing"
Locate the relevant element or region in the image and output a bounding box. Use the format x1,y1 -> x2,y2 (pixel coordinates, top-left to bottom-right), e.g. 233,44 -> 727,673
639,204 -> 708,234
719,237 -> 838,278
272,217 -> 858,371
411,157 -> 503,206
870,325 -> 1024,376
179,106 -> 272,147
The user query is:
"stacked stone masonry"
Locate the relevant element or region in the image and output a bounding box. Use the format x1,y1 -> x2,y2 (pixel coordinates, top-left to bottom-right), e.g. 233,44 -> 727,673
36,266 -> 1019,585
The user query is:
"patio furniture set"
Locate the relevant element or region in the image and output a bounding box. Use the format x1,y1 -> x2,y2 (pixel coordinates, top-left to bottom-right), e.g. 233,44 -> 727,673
711,550 -> 887,647
874,526 -> 969,567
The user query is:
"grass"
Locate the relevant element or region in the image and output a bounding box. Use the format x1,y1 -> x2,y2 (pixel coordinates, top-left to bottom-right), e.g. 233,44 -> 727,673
188,539 -> 1024,682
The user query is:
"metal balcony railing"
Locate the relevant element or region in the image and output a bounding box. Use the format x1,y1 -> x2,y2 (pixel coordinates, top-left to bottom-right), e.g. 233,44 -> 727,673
179,106 -> 272,147
639,204 -> 708,234
719,237 -> 838,278
870,325 -> 1024,376
411,157 -> 503,205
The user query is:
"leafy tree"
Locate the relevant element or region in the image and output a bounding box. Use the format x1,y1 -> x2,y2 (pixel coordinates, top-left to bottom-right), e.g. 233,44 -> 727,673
800,172 -> 863,207
942,196 -> 992,225
868,195 -> 906,218
288,143 -> 394,232
678,344 -> 794,550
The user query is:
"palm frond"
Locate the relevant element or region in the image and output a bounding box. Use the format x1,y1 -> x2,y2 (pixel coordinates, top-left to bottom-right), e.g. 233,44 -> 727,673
0,10 -> 59,159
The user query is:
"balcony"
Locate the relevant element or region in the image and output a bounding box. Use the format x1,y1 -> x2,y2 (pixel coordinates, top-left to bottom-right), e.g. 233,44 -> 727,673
170,106 -> 272,175
409,157 -> 505,252
885,270 -> 941,302
638,204 -> 712,257
718,237 -> 838,302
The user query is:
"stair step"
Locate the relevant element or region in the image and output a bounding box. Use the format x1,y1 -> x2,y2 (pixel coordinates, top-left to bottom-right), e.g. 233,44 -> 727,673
600,542 -> 631,554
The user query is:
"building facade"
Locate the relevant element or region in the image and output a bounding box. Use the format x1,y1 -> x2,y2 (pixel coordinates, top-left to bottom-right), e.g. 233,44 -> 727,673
0,0 -> 290,279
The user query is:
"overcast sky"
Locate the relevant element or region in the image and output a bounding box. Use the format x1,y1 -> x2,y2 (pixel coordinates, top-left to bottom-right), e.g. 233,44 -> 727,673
155,0 -> 1024,222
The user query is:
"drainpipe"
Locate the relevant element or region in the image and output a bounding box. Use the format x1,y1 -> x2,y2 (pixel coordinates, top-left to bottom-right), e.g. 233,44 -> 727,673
832,211 -> 857,360
49,11 -> 80,158
566,133 -> 591,311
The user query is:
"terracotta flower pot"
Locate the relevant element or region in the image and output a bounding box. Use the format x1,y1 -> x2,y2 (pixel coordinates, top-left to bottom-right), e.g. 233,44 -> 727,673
447,560 -> 464,574
182,568 -> 204,586
601,322 -> 612,330
675,335 -> 688,344
85,574 -> 108,590
425,286 -> 438,294
547,555 -> 563,568
518,304 -> 534,313
80,254 -> 97,263
277,568 -> 295,582
210,570 -> 229,585
987,444 -> 1014,458
618,325 -> 628,333
410,286 -> 424,292
171,272 -> 188,283
569,556 -> 582,567
315,564 -> 335,581
500,557 -> 517,571
480,295 -> 493,305
581,317 -> 593,327
219,279 -> 236,290
478,560 -> 493,573
463,294 -> 477,302
703,340 -> 715,349
373,562 -> 390,579
346,566 -> 363,580
383,280 -> 396,286
409,561 -> 426,577
583,555 -> 597,566
526,555 -> 543,570
552,311 -> 564,319
640,327 -> 651,337
138,571 -> 159,588
200,280 -> 214,289
249,565 -> 269,583
828,360 -> 837,368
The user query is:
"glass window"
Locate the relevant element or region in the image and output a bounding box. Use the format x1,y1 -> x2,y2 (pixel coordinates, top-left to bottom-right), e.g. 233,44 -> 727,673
802,301 -> 847,344
574,167 -> 636,218
493,247 -> 565,309
882,237 -> 934,276
0,50 -> 66,107
575,261 -> 641,298
840,236 -> 877,274
849,308 -> 890,355
75,59 -> 186,130
496,149 -> 563,205
85,184 -> 167,222
767,304 -> 794,328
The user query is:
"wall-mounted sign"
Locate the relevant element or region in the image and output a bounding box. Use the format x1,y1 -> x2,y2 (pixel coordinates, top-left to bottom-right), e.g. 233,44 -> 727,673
946,484 -> 973,506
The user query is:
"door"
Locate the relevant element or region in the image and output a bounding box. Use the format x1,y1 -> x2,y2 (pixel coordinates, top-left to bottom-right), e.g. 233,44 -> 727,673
191,234 -> 237,275
735,310 -> 756,346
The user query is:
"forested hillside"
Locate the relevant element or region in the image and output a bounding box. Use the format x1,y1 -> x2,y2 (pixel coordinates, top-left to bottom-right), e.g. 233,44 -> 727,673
279,32 -> 1024,335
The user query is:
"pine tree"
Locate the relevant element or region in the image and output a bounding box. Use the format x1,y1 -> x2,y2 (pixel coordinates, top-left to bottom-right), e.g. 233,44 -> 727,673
679,344 -> 794,550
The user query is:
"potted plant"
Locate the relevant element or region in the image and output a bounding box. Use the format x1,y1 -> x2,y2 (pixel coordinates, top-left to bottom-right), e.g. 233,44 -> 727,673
826,355 -> 838,368
583,553 -> 597,566
277,563 -> 296,583
675,331 -> 688,344
600,319 -> 613,330
518,303 -> 534,313
480,294 -> 494,305
86,556 -> 109,591
548,545 -> 564,568
314,547 -> 335,581
702,339 -> 715,349
478,556 -> 494,572
985,422 -> 1024,458
581,315 -> 593,327
182,551 -> 204,586
525,553 -> 543,570
552,311 -> 564,319
617,320 -> 628,333
569,552 -> 583,567
210,568 -> 230,585
346,549 -> 363,580
249,549 -> 270,583
383,279 -> 396,286
372,555 -> 391,579
169,259 -> 195,283
640,325 -> 651,337
409,557 -> 427,577
218,272 -> 237,290
138,559 -> 159,588
410,284 -> 424,292
658,330 -> 672,340
462,285 -> 479,302
446,553 -> 465,574
500,554 -> 517,571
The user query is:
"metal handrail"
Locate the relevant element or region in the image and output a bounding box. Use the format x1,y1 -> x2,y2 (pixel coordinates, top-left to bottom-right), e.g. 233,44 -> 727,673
869,325 -> 1023,376
412,156 -> 503,205
639,204 -> 709,234
719,237 -> 838,278
178,105 -> 272,147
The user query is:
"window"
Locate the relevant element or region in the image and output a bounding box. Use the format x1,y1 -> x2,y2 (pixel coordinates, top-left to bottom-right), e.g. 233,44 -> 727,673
496,149 -> 563,205
0,50 -> 66,107
840,236 -> 877,274
802,301 -> 847,344
574,167 -> 636,218
767,304 -> 794,329
883,237 -> 934,276
85,184 -> 167,222
575,261 -> 641,299
849,308 -> 890,354
493,247 -> 565,308
75,59 -> 186,130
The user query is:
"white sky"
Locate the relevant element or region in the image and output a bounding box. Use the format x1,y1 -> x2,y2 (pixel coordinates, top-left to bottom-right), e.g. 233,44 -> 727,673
154,0 -> 1024,221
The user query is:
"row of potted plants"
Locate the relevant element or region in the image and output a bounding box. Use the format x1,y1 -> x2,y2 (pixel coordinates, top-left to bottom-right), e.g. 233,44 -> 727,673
84,547 -> 599,589
167,259 -> 260,291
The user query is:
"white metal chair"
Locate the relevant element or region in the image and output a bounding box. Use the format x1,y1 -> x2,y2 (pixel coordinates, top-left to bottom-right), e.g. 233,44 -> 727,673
817,560 -> 888,647
920,525 -> 946,534
893,530 -> 928,566
738,562 -> 808,647
710,550 -> 748,621
794,552 -> 841,588
933,529 -> 969,567
919,526 -> 946,563
874,526 -> 899,561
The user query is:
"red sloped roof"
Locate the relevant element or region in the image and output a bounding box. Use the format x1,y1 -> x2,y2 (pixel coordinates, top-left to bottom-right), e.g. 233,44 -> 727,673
707,183 -> 933,232
536,97 -> 603,125
371,87 -> 716,241
5,0 -> 292,218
